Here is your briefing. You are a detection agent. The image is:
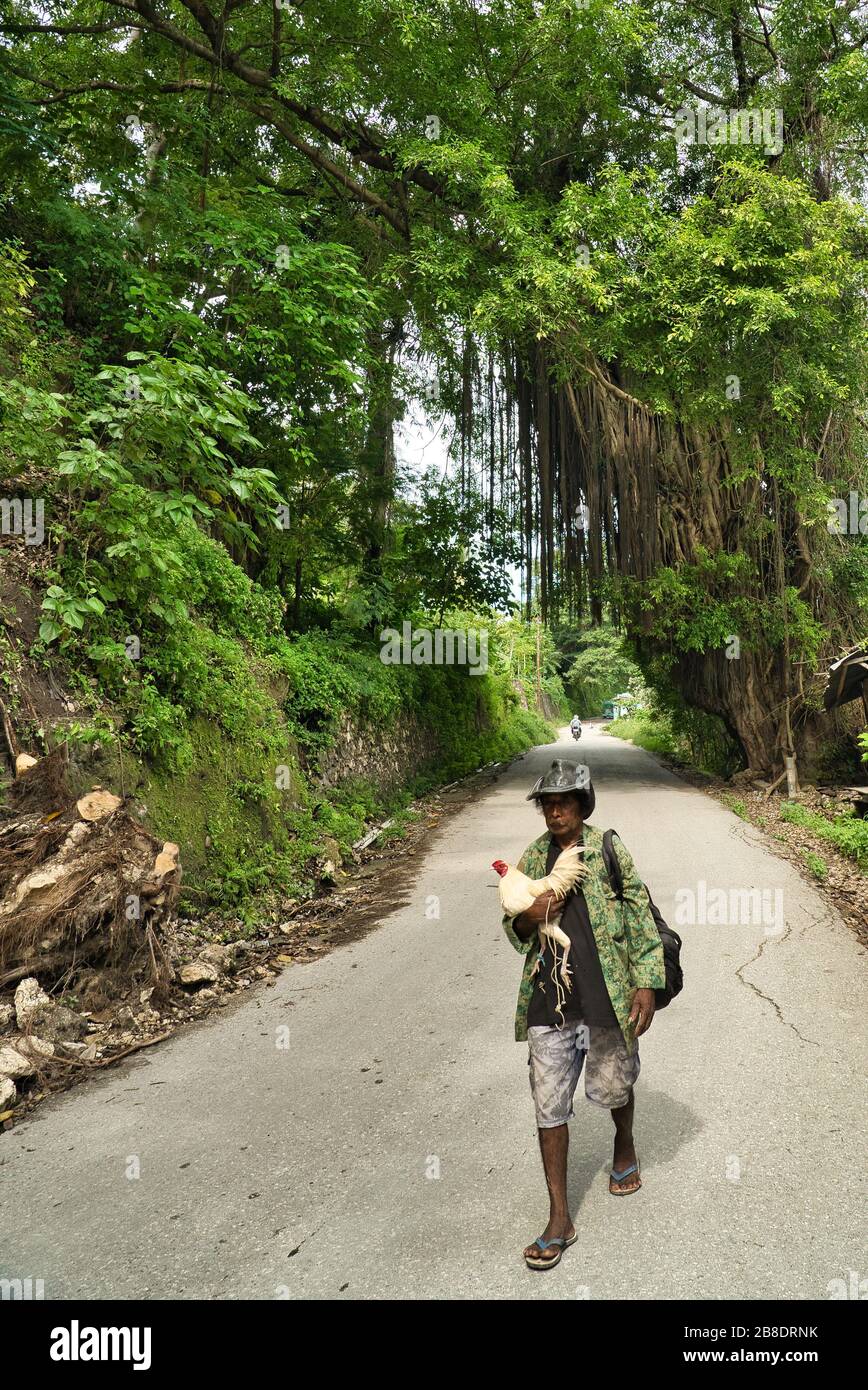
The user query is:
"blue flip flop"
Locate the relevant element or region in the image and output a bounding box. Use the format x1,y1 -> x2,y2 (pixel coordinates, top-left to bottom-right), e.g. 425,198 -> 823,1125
524,1229 -> 578,1270
609,1159 -> 641,1195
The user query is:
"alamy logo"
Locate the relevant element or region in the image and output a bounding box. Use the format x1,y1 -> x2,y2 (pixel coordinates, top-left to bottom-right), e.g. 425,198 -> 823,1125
674,104 -> 783,155
675,880 -> 784,934
827,492 -> 867,535
49,1321 -> 152,1371
0,497 -> 44,546
826,1269 -> 868,1299
380,621 -> 488,675
0,1275 -> 44,1299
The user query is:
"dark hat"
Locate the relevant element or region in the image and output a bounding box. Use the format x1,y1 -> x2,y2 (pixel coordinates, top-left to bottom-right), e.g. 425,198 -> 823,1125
527,759 -> 595,818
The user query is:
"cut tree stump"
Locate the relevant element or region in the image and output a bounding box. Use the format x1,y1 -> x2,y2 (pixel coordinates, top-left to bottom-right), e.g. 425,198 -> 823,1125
0,747 -> 179,994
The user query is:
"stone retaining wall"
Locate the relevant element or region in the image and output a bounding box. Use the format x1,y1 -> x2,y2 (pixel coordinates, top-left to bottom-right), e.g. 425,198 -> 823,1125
316,710 -> 440,791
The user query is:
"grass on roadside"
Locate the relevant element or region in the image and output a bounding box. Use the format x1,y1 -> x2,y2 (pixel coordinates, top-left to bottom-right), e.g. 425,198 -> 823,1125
721,794 -> 749,820
780,801 -> 868,872
374,808 -> 423,846
604,715 -> 679,758
802,850 -> 828,882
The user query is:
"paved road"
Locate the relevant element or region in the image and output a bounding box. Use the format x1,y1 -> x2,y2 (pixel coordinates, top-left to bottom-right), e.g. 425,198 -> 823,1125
2,726 -> 866,1299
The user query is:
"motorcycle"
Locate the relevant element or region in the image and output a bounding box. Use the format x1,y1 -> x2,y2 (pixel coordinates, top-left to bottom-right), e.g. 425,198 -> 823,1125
571,723 -> 582,740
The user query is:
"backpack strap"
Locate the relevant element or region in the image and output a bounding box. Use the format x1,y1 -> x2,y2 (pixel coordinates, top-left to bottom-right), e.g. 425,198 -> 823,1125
601,829 -> 624,900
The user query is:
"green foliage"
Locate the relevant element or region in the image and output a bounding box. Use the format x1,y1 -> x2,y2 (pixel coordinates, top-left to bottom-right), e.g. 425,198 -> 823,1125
605,699 -> 741,779
780,801 -> 868,872
276,629 -> 407,752
374,808 -> 422,846
566,626 -> 642,717
54,351 -> 282,562
803,851 -> 828,882
605,713 -> 679,760
0,241 -> 34,357
0,237 -> 556,903
383,476 -> 522,624
616,550 -> 825,667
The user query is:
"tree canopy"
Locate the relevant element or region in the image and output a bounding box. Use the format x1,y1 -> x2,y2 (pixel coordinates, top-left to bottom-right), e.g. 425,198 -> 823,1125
1,0 -> 867,773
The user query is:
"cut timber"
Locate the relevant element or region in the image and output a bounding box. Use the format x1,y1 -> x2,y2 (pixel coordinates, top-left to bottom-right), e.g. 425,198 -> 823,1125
153,843 -> 180,878
763,769 -> 789,799
15,754 -> 38,777
0,859 -> 75,919
352,819 -> 393,853
76,790 -> 123,822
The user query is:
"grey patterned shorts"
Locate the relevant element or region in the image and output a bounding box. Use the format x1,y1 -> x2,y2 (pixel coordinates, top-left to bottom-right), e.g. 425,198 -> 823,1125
527,1017 -> 639,1126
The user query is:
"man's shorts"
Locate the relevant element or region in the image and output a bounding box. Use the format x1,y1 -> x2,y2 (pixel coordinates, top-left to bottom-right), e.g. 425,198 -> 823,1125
527,1017 -> 639,1126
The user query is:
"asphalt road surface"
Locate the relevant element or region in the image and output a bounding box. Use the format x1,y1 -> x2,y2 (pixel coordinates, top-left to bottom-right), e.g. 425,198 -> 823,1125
2,725 -> 866,1299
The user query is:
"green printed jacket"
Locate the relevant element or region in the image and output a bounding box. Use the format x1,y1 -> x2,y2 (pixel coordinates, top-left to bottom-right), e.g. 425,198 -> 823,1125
501,822 -> 665,1053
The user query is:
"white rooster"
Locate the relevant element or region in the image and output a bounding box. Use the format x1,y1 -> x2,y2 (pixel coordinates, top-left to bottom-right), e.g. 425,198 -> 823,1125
492,844 -> 587,1021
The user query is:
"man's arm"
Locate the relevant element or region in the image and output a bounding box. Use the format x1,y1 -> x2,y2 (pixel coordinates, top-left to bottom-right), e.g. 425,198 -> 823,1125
611,836 -> 665,991
510,894 -> 558,942
509,911 -> 535,945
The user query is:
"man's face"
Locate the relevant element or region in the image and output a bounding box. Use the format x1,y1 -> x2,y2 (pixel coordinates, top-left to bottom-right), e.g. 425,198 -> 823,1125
539,792 -> 583,839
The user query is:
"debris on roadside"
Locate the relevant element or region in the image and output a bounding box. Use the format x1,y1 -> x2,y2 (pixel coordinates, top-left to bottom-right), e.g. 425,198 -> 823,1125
0,748 -> 181,1120
0,751 -> 512,1126
0,750 -> 178,993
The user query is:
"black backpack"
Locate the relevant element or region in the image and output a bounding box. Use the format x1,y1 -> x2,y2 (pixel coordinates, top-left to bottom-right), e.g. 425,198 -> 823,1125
601,829 -> 683,1010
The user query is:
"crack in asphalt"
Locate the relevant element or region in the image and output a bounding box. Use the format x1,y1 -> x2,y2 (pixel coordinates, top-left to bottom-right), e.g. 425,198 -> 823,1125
735,926 -> 820,1047
723,819 -> 825,1046
287,1216 -> 328,1259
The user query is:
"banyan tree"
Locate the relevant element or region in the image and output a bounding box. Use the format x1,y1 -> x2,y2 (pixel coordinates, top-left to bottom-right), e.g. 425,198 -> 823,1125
481,334 -> 864,777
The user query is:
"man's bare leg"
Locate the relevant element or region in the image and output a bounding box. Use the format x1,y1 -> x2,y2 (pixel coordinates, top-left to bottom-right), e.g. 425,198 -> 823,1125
523,1123 -> 575,1262
610,1088 -> 641,1193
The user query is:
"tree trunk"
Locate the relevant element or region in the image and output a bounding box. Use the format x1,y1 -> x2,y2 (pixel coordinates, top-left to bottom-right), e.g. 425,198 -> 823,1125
362,322 -> 401,571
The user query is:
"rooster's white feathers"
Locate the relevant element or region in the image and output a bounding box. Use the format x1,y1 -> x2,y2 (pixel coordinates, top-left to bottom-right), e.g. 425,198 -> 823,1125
493,843 -> 588,1023
492,843 -> 586,917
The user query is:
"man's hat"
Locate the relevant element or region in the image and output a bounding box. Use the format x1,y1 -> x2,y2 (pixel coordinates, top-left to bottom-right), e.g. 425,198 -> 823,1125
527,759 -> 595,817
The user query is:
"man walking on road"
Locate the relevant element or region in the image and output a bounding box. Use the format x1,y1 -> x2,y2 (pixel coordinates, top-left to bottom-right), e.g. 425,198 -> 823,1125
500,759 -> 665,1269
